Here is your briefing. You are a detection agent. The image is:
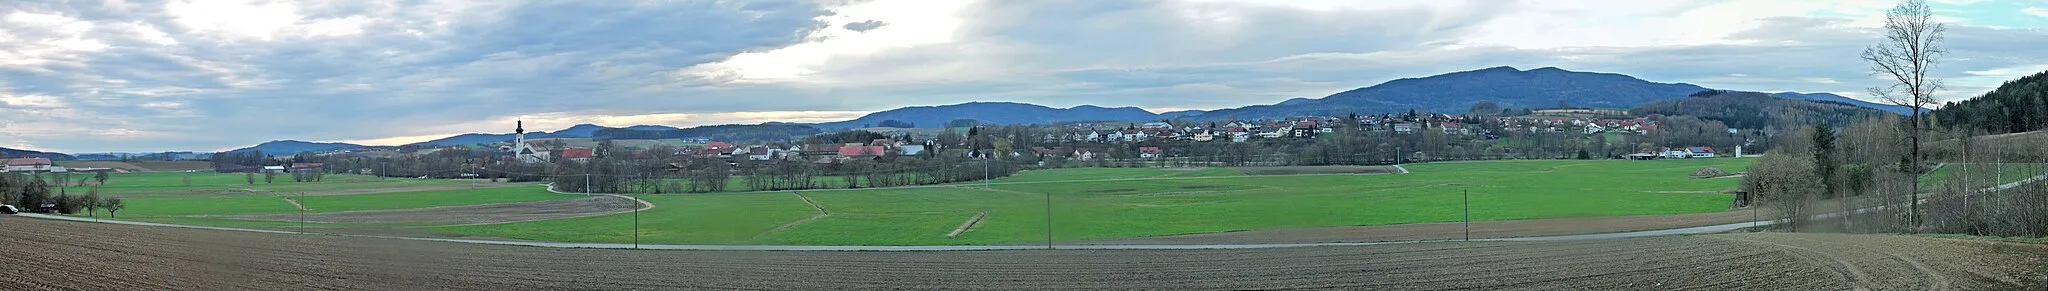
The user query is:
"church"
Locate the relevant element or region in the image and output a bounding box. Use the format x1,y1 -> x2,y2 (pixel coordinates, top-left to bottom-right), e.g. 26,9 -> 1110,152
499,120 -> 550,163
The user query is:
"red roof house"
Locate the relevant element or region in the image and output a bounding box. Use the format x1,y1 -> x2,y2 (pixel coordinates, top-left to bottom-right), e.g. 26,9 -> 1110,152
838,146 -> 886,157
4,158 -> 53,167
705,142 -> 734,152
560,148 -> 595,159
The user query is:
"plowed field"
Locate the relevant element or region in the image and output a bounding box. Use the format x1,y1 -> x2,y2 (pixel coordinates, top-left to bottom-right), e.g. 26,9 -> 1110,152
2,216 -> 2040,290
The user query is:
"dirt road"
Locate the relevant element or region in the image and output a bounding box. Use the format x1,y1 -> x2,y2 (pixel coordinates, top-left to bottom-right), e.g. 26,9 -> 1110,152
1,216 -> 2039,290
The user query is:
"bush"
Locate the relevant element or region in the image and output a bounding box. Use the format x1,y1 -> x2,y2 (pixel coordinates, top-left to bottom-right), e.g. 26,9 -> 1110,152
1692,167 -> 1729,178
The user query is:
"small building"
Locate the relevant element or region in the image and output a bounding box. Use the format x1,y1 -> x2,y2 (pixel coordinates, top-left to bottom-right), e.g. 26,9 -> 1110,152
262,165 -> 287,173
1138,147 -> 1163,159
1685,147 -> 1717,158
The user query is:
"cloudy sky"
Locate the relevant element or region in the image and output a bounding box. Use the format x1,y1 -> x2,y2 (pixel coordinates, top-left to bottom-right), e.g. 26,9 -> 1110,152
3,0 -> 2045,153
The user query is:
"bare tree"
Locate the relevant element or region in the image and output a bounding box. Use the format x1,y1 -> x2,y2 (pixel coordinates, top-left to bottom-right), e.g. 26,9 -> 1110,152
1861,0 -> 1945,230
101,197 -> 123,218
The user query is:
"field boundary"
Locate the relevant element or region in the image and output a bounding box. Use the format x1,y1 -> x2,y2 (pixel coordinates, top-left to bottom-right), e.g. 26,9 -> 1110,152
947,211 -> 987,239
792,192 -> 828,215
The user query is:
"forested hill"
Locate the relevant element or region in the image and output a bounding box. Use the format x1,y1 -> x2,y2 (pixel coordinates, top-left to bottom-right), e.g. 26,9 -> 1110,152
0,147 -> 73,160
592,124 -> 822,142
1934,69 -> 2048,133
1632,90 -> 1894,130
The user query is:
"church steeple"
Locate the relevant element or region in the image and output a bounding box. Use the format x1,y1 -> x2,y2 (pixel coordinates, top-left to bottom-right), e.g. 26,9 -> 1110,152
516,120 -> 525,134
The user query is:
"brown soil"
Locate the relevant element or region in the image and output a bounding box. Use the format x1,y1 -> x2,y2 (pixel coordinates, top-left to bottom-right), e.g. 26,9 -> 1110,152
1234,165 -> 1401,175
224,196 -> 638,224
3,217 -> 2040,290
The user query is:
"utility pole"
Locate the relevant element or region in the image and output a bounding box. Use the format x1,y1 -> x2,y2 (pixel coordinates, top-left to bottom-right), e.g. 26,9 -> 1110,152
1463,189 -> 1470,241
298,192 -> 306,234
634,192 -> 641,249
983,158 -> 991,190
584,173 -> 592,195
1045,191 -> 1054,250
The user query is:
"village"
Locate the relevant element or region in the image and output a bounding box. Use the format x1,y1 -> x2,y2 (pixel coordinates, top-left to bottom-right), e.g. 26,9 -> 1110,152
445,110 -> 1734,169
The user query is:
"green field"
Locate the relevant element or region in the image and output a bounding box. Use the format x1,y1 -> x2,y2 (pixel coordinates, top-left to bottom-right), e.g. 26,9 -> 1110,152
112,187 -> 569,217
52,172 -> 484,198
1922,163 -> 2048,192
45,171 -> 574,228
435,158 -> 1755,245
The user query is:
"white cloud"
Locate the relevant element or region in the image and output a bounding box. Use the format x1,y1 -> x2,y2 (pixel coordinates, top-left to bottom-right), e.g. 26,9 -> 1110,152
682,0 -> 975,84
164,0 -> 302,40
2024,7 -> 2048,18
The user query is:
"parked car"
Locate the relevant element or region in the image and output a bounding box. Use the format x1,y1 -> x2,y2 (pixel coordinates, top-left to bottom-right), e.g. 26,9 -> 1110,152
1,204 -> 19,214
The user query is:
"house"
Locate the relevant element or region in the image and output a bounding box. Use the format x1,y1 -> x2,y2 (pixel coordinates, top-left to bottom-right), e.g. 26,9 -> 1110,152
838,145 -> 886,157
1392,123 -> 1420,134
705,142 -> 735,153
1192,132 -> 1215,142
1659,148 -> 1689,159
747,147 -> 775,161
801,144 -> 844,157
1138,147 -> 1162,159
1685,147 -> 1717,158
1031,147 -> 1066,158
898,144 -> 927,156
1072,149 -> 1099,161
2,158 -> 56,172
560,148 -> 596,159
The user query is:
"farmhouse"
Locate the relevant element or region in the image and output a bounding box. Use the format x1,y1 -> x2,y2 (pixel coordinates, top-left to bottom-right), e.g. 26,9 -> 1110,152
2,158 -> 56,173
1685,147 -> 1717,158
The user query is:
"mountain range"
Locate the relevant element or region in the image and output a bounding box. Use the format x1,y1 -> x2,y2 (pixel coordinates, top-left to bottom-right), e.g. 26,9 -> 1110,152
0,147 -> 75,160
809,66 -> 1909,128
189,66 -> 1917,156
809,103 -> 1195,130
227,140 -> 370,156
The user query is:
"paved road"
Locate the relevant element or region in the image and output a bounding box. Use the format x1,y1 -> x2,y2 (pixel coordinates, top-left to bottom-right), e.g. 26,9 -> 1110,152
16,212 -> 1771,251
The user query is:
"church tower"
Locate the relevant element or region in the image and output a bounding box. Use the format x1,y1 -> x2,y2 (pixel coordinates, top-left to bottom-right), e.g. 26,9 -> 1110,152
514,120 -> 526,146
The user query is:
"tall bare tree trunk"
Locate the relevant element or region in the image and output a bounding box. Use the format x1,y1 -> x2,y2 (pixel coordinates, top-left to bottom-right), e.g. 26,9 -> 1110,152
1863,0 -> 1945,232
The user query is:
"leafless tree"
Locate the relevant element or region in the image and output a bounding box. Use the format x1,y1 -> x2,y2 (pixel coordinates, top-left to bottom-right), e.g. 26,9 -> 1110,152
1862,0 -> 1945,230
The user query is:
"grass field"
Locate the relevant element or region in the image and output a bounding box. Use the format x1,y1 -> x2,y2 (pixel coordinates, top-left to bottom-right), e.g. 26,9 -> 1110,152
50,172 -> 492,198
435,158 -> 1755,245
111,187 -> 570,217
1922,163 -> 2048,191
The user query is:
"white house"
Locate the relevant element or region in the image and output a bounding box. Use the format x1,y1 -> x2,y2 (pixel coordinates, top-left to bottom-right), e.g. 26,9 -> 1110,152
1685,147 -> 1717,158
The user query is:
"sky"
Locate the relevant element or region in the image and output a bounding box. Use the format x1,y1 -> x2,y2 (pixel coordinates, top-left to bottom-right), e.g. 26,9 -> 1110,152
3,0 -> 2045,153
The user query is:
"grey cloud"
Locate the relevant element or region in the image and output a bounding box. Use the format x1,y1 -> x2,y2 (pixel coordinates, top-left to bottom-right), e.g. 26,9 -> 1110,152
3,0 -> 2044,153
843,20 -> 887,32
